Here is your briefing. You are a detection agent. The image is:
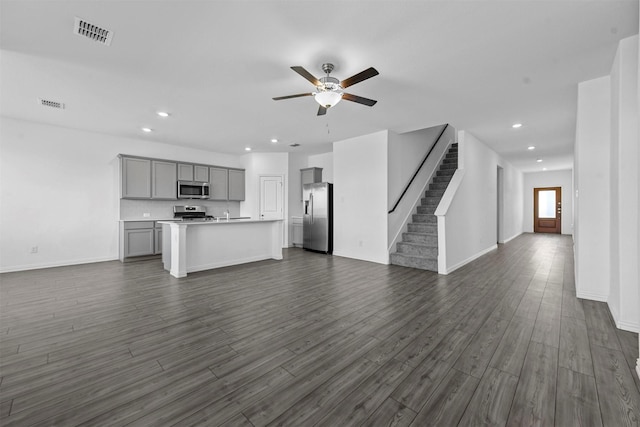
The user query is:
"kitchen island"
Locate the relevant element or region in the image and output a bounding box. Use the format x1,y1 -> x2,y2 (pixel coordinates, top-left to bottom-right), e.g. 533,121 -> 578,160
158,219 -> 283,278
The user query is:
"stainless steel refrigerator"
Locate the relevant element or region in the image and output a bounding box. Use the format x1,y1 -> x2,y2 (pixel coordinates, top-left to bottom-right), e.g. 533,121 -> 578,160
303,182 -> 333,254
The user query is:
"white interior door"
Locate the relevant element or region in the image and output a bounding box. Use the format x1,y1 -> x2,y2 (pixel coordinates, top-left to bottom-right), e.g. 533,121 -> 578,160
259,175 -> 284,220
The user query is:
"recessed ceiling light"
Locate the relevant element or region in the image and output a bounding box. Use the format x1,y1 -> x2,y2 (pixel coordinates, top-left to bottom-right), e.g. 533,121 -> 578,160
512,123 -> 523,129
141,127 -> 153,133
536,159 -> 543,163
528,146 -> 535,150
271,139 -> 278,143
245,147 -> 252,151
157,111 -> 170,118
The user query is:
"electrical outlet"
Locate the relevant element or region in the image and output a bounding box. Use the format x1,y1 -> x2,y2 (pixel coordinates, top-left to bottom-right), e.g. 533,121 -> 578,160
30,246 -> 38,254
143,213 -> 150,218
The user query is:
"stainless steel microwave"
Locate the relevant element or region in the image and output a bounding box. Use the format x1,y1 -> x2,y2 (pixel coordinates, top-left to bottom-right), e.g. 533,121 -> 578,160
177,181 -> 210,199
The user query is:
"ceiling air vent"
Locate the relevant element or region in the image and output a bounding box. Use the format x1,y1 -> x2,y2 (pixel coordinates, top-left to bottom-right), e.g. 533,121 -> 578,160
39,98 -> 65,109
73,17 -> 113,46
289,143 -> 300,147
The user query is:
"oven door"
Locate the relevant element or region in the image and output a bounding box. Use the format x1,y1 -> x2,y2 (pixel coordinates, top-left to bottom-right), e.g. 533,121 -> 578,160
177,181 -> 210,199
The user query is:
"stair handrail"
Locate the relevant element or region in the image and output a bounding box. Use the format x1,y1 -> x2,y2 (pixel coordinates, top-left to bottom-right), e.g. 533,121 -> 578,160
388,123 -> 449,214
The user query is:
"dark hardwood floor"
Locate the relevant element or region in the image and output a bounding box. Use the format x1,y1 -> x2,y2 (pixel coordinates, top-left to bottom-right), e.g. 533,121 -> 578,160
1,233 -> 639,426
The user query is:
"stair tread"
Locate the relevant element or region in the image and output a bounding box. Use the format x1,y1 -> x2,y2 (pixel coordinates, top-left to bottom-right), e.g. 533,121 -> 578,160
392,251 -> 437,260
398,241 -> 437,249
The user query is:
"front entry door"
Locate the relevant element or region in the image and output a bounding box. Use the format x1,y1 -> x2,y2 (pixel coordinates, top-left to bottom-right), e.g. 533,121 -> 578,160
534,187 -> 561,234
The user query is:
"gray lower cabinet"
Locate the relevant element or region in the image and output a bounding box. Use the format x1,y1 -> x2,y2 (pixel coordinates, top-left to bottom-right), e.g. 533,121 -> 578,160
121,157 -> 152,198
121,221 -> 162,259
152,160 -> 177,199
228,169 -> 245,201
154,226 -> 162,254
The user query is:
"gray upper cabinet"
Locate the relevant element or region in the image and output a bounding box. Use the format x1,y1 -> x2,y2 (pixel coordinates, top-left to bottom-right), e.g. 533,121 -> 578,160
178,163 -> 193,181
120,154 -> 239,201
151,160 -> 177,199
301,167 -> 322,185
179,163 -> 209,182
300,167 -> 322,199
121,157 -> 151,199
228,169 -> 245,201
194,165 -> 209,182
209,167 -> 228,200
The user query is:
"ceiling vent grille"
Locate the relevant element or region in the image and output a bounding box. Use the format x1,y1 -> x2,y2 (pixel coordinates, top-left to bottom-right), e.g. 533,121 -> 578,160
74,17 -> 113,46
39,98 -> 65,109
289,143 -> 300,147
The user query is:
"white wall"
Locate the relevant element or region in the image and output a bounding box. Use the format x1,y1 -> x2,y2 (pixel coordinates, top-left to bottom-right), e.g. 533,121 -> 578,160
287,152 -> 307,219
387,125 -> 446,209
333,130 -> 389,264
574,76 -> 611,302
609,35 -> 639,331
573,35 -> 640,335
438,131 -> 523,273
523,170 -> 574,235
307,152 -> 333,183
0,117 -> 242,272
241,152 -> 289,247
501,161 -> 524,242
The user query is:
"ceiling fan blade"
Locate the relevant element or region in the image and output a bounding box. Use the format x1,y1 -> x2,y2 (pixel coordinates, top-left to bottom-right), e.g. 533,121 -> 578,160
291,66 -> 321,86
272,93 -> 313,101
342,93 -> 377,107
340,67 -> 379,88
317,105 -> 327,116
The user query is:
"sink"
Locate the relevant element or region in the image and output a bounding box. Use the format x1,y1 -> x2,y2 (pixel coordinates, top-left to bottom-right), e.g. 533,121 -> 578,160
212,216 -> 252,221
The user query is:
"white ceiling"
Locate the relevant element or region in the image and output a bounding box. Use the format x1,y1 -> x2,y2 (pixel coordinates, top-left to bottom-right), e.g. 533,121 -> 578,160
1,1 -> 638,172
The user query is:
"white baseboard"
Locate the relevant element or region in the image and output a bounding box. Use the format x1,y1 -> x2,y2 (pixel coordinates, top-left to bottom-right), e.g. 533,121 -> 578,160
614,319 -> 640,333
440,244 -> 498,275
0,256 -> 119,273
575,294 -> 640,333
333,251 -> 390,265
499,232 -> 523,244
576,291 -> 608,302
187,254 -> 282,273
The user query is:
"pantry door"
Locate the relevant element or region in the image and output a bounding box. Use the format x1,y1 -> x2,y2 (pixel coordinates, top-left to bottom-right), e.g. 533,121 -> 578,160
259,175 -> 284,220
534,187 -> 561,234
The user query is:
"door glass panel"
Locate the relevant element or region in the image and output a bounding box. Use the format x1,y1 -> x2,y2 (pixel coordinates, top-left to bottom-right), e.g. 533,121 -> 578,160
538,190 -> 556,218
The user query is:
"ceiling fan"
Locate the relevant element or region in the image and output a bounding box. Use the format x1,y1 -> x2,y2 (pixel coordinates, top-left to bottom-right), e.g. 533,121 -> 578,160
273,63 -> 379,116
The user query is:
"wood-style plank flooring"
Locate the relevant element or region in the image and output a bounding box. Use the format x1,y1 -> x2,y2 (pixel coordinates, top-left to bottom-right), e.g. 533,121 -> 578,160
1,233 -> 639,426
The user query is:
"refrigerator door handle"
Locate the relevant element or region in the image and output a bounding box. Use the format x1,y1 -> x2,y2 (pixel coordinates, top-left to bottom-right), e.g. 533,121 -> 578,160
309,193 -> 314,224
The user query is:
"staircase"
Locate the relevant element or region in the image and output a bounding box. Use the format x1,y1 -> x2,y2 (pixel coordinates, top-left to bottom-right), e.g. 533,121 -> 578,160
390,143 -> 458,271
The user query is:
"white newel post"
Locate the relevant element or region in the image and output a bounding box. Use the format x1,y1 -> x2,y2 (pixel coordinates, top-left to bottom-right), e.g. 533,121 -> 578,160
169,222 -> 188,278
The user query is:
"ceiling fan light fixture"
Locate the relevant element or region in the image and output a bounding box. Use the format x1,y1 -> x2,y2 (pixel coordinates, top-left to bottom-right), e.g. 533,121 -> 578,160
314,90 -> 343,108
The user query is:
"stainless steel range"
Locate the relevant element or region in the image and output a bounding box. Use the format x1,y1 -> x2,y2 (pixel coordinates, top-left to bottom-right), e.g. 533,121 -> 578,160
173,205 -> 215,222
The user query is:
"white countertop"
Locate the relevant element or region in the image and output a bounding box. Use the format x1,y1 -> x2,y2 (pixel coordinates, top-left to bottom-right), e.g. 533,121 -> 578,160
157,218 -> 282,225
120,218 -> 172,222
